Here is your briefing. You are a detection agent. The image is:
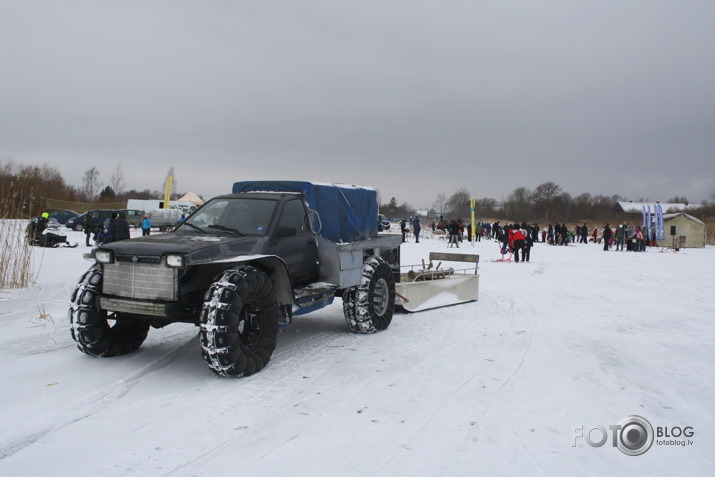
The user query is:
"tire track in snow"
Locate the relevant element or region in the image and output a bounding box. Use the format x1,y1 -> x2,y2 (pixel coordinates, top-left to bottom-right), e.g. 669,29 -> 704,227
373,291 -> 539,476
0,337 -> 197,460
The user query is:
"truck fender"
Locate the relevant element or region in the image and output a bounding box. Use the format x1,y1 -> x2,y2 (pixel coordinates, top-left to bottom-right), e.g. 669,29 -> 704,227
202,254 -> 294,308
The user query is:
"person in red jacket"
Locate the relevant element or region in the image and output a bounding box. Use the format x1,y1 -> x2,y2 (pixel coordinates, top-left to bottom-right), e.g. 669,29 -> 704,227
508,226 -> 527,263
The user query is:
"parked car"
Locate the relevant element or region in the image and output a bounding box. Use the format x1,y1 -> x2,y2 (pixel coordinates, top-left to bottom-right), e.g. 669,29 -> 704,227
120,209 -> 145,228
378,214 -> 391,231
48,209 -> 79,225
148,208 -> 183,231
66,209 -> 146,231
29,209 -> 79,227
65,209 -> 115,232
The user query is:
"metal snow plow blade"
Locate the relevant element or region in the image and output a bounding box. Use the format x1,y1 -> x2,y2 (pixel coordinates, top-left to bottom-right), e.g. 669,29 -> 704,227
395,252 -> 479,312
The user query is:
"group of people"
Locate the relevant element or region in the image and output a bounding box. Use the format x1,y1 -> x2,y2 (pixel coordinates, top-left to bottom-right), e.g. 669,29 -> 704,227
84,211 -> 128,246
429,216 -> 466,247
599,223 -> 649,252
83,211 -> 152,246
399,216 -> 422,243
395,215 -> 656,262
502,223 -> 534,262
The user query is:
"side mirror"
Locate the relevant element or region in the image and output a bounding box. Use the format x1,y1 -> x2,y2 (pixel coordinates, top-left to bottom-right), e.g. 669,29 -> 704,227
276,226 -> 297,238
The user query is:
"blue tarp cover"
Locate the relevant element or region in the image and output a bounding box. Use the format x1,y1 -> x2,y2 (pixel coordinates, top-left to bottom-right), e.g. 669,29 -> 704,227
232,181 -> 377,243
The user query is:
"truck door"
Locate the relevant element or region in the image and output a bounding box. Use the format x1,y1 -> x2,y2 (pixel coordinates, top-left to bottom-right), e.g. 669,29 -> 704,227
268,198 -> 318,286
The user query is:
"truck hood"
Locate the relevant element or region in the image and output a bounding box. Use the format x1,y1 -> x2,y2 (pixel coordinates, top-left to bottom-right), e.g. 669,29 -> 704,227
98,232 -> 267,265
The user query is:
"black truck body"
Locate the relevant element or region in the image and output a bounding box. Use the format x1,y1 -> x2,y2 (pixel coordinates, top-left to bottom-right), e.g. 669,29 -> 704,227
69,182 -> 402,377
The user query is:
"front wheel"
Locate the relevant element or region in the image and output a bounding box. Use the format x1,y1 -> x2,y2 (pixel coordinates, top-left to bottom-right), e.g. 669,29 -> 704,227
69,264 -> 150,356
343,256 -> 396,333
199,266 -> 280,377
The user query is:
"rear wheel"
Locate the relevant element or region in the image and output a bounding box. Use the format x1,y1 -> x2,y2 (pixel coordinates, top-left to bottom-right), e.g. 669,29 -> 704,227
69,264 -> 150,356
199,266 -> 280,377
343,256 -> 395,333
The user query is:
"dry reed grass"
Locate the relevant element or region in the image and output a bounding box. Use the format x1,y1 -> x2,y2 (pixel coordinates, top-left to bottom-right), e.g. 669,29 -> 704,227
0,219 -> 34,289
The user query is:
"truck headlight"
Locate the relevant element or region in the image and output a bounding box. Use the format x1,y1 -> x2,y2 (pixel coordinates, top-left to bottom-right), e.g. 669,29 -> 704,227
166,254 -> 185,268
95,249 -> 114,264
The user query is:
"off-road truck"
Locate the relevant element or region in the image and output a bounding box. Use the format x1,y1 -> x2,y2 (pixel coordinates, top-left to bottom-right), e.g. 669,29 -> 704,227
69,181 -> 403,377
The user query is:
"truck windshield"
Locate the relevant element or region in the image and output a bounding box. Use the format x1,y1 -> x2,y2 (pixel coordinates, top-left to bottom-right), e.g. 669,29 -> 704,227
179,198 -> 278,236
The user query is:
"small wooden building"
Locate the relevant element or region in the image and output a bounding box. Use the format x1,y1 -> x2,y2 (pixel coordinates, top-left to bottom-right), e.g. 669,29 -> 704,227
656,213 -> 706,248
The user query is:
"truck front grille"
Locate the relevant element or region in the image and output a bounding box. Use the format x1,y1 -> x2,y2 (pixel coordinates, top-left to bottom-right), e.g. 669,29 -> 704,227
103,261 -> 177,301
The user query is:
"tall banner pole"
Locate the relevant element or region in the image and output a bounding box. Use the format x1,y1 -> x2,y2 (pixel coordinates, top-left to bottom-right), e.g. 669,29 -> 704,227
163,175 -> 174,209
470,197 -> 476,247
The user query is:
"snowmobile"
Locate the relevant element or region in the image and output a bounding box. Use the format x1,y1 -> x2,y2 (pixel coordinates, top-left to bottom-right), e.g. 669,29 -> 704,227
26,218 -> 78,248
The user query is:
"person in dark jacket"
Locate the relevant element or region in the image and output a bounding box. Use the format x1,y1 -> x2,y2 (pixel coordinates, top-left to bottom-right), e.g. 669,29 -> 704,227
522,228 -> 533,262
413,216 -> 421,243
448,219 -> 460,248
614,224 -> 625,251
85,211 -> 94,246
36,213 -> 49,236
602,223 -> 613,251
108,212 -> 131,242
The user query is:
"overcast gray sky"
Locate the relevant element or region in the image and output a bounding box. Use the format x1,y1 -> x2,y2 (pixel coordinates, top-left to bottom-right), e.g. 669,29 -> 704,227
2,1 -> 714,208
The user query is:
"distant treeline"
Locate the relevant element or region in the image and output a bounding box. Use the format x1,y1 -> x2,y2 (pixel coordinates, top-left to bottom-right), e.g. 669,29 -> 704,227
380,182 -> 715,225
2,160 -> 714,225
0,160 -> 185,219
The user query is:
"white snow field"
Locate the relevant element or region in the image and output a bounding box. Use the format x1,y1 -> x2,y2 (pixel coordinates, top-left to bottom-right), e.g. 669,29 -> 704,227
1,227 -> 713,476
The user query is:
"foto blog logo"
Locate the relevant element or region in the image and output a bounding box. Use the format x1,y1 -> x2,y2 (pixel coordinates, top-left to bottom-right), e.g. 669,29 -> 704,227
573,415 -> 654,456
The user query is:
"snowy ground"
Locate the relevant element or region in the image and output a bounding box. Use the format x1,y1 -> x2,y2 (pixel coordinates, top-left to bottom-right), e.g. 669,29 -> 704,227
1,226 -> 713,476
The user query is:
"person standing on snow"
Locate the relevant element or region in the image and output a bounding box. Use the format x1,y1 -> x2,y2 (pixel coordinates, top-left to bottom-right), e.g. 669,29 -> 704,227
448,219 -> 460,248
141,214 -> 152,236
413,216 -> 421,243
602,223 -> 613,251
108,212 -> 131,242
521,228 -> 533,262
508,226 -> 527,263
614,224 -> 625,251
85,211 -> 94,246
634,226 -> 645,252
475,222 -> 483,242
580,223 -> 588,243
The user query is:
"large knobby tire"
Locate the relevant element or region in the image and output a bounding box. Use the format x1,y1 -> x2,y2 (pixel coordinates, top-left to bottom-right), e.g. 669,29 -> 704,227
343,256 -> 396,333
69,264 -> 150,357
199,266 -> 280,377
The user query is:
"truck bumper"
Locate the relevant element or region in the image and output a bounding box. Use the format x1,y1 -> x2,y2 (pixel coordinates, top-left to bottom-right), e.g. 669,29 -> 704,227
99,296 -> 183,318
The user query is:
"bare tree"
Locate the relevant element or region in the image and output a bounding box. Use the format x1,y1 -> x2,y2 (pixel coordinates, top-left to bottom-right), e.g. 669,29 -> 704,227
475,197 -> 498,218
668,196 -> 689,204
110,163 -> 126,196
531,182 -> 562,203
503,187 -> 533,220
446,188 -> 471,218
531,182 -> 562,221
432,193 -> 447,216
81,167 -> 102,200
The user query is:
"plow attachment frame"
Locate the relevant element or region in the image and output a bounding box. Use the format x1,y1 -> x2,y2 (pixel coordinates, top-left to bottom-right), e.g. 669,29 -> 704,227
395,252 -> 479,312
